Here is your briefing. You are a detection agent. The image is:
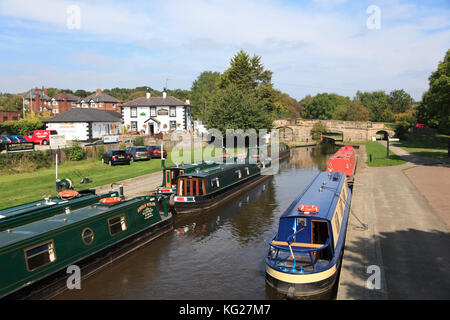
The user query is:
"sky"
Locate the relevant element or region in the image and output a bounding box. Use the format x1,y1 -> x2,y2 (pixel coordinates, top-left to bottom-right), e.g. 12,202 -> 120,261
0,0 -> 449,101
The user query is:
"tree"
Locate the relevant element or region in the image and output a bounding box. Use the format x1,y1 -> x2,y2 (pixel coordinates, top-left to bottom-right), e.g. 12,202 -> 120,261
355,90 -> 389,122
417,49 -> 450,134
205,84 -> 274,134
218,50 -> 273,91
190,71 -> 221,120
346,101 -> 370,121
302,93 -> 350,120
388,89 -> 414,114
273,90 -> 301,119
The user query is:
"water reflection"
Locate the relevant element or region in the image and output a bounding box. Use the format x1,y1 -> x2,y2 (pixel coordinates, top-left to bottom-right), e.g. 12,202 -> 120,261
54,143 -> 338,300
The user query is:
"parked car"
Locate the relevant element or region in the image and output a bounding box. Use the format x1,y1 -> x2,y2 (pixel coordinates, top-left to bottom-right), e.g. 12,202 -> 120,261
12,135 -> 27,143
126,146 -> 151,161
0,135 -> 12,151
101,150 -> 131,166
24,130 -> 58,145
8,136 -> 21,144
146,145 -> 167,158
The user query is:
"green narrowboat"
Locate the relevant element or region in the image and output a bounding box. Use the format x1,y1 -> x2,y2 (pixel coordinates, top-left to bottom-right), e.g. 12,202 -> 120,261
173,156 -> 272,214
156,161 -> 220,197
0,194 -> 173,299
0,186 -> 120,232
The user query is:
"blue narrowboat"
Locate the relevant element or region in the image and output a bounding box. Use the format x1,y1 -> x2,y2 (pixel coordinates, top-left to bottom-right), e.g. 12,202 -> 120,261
265,171 -> 351,298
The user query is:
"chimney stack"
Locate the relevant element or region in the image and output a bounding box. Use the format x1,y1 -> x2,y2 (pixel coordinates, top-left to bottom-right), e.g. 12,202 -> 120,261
146,88 -> 151,99
162,88 -> 167,99
96,88 -> 102,95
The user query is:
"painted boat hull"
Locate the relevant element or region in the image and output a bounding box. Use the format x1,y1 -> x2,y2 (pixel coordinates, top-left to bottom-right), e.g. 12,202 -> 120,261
2,213 -> 173,300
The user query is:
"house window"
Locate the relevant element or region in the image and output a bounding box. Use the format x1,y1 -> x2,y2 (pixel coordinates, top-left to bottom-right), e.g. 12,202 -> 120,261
25,241 -> 56,271
52,100 -> 58,106
108,215 -> 127,236
99,103 -> 103,108
131,107 -> 137,118
90,102 -> 97,108
150,107 -> 156,116
113,104 -> 116,109
53,109 -> 59,114
170,106 -> 176,117
170,121 -> 177,129
131,121 -> 137,131
82,103 -> 88,108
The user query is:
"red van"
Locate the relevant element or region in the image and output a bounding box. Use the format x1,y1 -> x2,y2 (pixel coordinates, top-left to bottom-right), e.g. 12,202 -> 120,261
25,130 -> 58,145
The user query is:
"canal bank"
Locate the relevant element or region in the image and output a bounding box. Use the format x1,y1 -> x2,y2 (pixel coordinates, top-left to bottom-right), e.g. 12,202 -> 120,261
337,145 -> 450,299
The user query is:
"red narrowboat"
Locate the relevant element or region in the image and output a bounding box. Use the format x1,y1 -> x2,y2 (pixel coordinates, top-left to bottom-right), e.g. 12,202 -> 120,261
326,145 -> 357,185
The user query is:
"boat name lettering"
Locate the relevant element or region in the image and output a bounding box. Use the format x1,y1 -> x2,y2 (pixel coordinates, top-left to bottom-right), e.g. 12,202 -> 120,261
137,202 -> 156,219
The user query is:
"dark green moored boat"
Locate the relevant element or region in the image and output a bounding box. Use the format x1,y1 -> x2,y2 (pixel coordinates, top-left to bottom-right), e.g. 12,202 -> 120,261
173,147 -> 273,213
156,161 -> 220,197
0,193 -> 173,299
0,187 -> 120,232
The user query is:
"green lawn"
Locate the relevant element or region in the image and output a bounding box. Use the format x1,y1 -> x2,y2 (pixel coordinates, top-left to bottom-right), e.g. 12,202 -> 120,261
349,141 -> 406,167
0,146 -> 235,210
0,155 -> 176,210
391,130 -> 450,159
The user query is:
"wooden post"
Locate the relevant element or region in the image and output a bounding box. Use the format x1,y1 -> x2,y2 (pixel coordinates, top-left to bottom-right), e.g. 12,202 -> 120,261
386,136 -> 390,159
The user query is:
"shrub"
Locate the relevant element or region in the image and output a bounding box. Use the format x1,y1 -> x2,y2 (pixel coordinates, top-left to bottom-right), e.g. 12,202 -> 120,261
67,141 -> 85,161
311,121 -> 327,140
133,137 -> 145,146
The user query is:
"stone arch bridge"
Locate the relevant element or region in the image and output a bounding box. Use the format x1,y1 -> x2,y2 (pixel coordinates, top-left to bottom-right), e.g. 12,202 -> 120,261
274,119 -> 395,143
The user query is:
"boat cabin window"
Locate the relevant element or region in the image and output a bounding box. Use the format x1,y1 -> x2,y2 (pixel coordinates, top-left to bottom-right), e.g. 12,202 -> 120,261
312,221 -> 332,261
235,170 -> 242,179
25,241 -> 56,271
177,178 -> 206,196
245,167 -> 250,175
108,215 -> 127,236
210,177 -> 220,188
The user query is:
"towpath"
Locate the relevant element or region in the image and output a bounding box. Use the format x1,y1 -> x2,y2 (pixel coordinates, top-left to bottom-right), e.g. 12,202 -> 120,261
95,171 -> 163,198
337,143 -> 450,299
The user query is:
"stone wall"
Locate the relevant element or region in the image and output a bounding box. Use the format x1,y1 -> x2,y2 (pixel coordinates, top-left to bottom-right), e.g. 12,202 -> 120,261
274,119 -> 395,142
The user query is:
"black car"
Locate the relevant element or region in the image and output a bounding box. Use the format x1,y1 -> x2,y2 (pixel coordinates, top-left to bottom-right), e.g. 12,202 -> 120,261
8,136 -> 21,144
101,150 -> 131,166
0,135 -> 12,151
126,146 -> 151,161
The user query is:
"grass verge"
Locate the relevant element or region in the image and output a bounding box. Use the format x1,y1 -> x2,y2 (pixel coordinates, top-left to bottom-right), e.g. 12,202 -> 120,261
391,130 -> 449,159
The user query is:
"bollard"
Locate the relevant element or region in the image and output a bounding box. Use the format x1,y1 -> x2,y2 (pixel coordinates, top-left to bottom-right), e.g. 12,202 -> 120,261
369,154 -> 372,163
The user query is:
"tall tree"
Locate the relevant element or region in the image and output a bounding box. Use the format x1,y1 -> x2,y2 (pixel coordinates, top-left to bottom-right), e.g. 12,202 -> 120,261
190,71 -> 221,120
388,89 -> 414,114
205,84 -> 273,133
205,50 -> 276,132
418,49 -> 450,133
218,50 -> 273,90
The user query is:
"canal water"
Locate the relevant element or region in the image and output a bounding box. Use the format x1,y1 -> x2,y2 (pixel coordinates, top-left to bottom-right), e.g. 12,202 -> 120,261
55,143 -> 339,300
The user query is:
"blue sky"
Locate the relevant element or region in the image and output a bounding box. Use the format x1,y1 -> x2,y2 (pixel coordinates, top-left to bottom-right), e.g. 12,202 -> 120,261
0,0 -> 449,101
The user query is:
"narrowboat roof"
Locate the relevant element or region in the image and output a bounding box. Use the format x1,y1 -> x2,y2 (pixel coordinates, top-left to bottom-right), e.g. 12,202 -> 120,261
280,171 -> 346,221
177,163 -> 250,178
0,197 -> 145,249
0,190 -> 97,221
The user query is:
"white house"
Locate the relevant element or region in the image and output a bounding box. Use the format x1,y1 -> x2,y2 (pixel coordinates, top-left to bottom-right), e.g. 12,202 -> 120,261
121,89 -> 193,135
43,109 -> 122,141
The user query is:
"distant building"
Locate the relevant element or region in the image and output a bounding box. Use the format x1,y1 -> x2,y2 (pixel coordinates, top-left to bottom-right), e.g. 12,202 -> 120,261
19,87 -> 51,114
77,89 -> 121,112
50,92 -> 81,115
43,108 -> 122,141
0,110 -> 20,123
121,88 -> 193,135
